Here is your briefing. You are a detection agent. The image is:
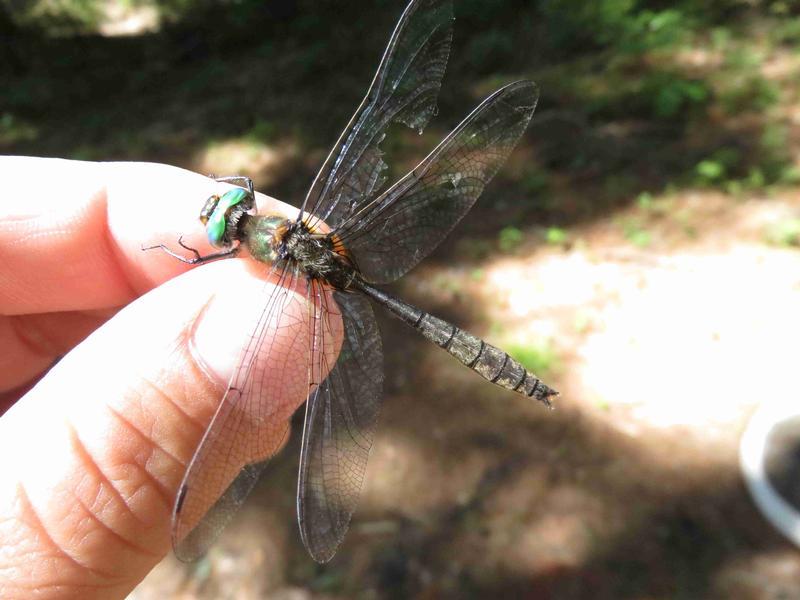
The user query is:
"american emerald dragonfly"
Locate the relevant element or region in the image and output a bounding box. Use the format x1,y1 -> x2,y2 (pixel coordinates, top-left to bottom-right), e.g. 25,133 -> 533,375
148,0 -> 557,563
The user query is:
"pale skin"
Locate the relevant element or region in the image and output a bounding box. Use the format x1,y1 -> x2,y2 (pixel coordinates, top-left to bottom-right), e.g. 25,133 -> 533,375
0,157 -> 339,598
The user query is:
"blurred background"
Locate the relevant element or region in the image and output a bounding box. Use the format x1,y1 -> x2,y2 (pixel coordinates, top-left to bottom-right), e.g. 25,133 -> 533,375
4,0 -> 800,597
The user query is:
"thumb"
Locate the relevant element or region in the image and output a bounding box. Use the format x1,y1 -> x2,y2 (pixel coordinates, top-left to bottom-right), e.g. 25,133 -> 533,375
0,258 -> 313,599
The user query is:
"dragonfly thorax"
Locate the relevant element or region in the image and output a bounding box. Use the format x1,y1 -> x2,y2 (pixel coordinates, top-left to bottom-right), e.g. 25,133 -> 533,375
242,216 -> 357,290
283,221 -> 358,289
241,214 -> 292,264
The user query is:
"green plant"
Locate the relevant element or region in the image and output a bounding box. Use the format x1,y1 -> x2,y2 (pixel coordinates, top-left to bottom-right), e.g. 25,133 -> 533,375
694,147 -> 741,186
696,159 -> 726,183
741,124 -> 797,188
0,113 -> 38,145
546,227 -> 568,246
636,192 -> 654,210
498,226 -> 524,253
620,218 -> 652,247
456,238 -> 492,261
764,218 -> 800,247
616,9 -> 689,53
431,273 -> 462,295
604,174 -> 638,198
508,341 -> 559,377
538,0 -> 689,54
573,310 -> 592,334
470,268 -> 485,281
719,75 -> 779,114
245,118 -> 276,143
724,47 -> 764,70
770,16 -> 800,45
521,169 -> 550,195
7,0 -> 104,35
644,74 -> 710,119
711,27 -> 732,50
779,165 -> 800,184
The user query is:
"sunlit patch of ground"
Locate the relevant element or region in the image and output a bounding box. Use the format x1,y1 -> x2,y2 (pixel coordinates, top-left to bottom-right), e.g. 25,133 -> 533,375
714,548 -> 800,598
195,139 -> 297,189
573,246 -> 798,428
338,188 -> 800,596
98,1 -> 160,37
468,191 -> 800,435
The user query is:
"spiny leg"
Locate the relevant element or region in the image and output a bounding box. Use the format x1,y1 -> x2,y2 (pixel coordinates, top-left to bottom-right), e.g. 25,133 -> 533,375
142,235 -> 241,265
209,174 -> 255,199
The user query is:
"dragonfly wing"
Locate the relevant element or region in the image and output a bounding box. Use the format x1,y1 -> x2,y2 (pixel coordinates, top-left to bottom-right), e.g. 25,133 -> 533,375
297,288 -> 383,563
336,81 -> 539,284
300,0 -> 453,230
172,264 -> 324,561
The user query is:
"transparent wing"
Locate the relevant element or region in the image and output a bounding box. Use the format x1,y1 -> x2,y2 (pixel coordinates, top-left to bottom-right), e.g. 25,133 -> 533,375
297,288 -> 383,563
300,0 -> 453,230
172,264 -> 328,561
336,80 -> 539,284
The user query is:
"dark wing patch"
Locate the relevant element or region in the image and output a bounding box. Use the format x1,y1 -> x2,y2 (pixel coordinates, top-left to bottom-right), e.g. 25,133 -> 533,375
338,81 -> 539,284
301,0 -> 453,232
297,288 -> 383,562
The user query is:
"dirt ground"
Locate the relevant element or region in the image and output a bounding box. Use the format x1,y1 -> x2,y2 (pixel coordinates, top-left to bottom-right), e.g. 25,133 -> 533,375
130,188 -> 800,599
5,2 -> 800,598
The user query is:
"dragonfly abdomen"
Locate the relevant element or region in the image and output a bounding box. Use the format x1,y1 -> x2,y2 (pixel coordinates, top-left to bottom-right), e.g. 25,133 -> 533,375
415,312 -> 555,406
356,281 -> 557,406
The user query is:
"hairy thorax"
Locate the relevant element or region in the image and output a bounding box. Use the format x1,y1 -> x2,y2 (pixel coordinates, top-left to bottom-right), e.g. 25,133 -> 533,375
244,215 -> 357,291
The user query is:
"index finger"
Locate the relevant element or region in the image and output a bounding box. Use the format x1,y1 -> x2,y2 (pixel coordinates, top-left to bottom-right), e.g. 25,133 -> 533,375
0,157 -> 294,315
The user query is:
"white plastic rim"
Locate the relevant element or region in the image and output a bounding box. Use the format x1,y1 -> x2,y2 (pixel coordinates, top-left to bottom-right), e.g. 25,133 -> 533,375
739,402 -> 800,548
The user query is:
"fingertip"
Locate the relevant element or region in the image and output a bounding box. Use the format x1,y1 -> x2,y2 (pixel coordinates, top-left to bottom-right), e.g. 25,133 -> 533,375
189,260 -> 305,387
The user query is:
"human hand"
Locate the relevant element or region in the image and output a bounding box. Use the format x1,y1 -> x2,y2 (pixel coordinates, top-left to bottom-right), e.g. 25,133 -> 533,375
0,157 -> 317,599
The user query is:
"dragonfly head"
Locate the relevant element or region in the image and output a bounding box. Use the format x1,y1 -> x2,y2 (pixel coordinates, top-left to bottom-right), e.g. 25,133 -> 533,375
199,187 -> 254,248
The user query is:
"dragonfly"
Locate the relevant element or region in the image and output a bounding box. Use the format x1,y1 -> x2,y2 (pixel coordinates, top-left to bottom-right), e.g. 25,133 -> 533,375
148,0 -> 557,563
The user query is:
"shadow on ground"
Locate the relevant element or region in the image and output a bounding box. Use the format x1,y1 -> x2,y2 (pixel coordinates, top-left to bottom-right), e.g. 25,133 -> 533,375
5,1 -> 800,598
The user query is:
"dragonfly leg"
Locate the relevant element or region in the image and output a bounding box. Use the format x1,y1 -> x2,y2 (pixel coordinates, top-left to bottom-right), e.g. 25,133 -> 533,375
142,235 -> 240,264
209,174 -> 255,199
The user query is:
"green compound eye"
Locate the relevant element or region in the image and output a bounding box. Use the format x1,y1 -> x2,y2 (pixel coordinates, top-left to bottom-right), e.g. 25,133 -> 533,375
204,187 -> 249,247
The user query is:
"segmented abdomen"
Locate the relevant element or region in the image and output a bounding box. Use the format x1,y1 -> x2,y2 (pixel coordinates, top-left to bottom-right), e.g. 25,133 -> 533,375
355,280 -> 557,406
413,311 -> 556,405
